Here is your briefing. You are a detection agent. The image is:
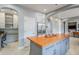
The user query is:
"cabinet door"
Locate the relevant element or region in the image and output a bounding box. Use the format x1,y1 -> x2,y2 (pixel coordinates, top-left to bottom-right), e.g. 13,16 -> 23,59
59,40 -> 65,55
67,39 -> 69,49
43,44 -> 56,55
66,38 -> 69,50
13,14 -> 18,28
64,39 -> 67,53
0,12 -> 5,28
55,42 -> 61,55
60,39 -> 67,55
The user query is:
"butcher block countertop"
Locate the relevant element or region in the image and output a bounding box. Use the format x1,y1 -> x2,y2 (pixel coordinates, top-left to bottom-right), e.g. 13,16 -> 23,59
73,32 -> 79,35
27,34 -> 70,47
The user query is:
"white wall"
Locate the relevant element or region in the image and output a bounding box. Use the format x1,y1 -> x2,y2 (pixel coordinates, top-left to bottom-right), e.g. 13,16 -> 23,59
50,18 -> 64,34
35,13 -> 45,23
24,16 -> 37,37
52,19 -> 60,34
59,20 -> 64,34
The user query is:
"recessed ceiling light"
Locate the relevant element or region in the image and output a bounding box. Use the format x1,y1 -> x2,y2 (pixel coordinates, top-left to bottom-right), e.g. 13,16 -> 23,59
43,9 -> 47,12
50,16 -> 53,20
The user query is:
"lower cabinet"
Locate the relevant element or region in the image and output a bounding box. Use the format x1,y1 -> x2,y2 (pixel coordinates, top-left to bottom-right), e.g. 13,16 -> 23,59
60,40 -> 66,55
67,38 -> 69,50
42,44 -> 56,55
30,38 -> 69,55
59,38 -> 69,55
55,41 -> 62,55
6,34 -> 18,43
42,38 -> 69,55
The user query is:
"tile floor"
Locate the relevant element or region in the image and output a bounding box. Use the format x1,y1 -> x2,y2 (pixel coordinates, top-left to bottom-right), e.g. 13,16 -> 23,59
66,37 -> 79,55
0,40 -> 30,55
0,37 -> 79,55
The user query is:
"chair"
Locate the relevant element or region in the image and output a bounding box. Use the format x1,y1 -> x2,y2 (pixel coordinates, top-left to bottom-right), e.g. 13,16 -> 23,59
1,32 -> 7,48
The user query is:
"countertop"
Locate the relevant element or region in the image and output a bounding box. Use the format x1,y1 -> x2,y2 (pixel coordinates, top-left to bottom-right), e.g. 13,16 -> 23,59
73,32 -> 79,35
27,34 -> 70,47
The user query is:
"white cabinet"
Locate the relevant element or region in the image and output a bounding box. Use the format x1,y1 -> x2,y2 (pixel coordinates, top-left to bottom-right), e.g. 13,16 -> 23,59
59,39 -> 69,55
42,44 -> 56,55
30,38 -> 69,55
13,14 -> 18,28
0,12 -> 5,28
42,39 -> 68,55
0,13 -> 18,29
58,40 -> 65,55
55,42 -> 61,55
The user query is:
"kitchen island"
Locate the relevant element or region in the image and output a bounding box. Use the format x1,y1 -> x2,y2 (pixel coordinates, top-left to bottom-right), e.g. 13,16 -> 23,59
27,34 -> 70,55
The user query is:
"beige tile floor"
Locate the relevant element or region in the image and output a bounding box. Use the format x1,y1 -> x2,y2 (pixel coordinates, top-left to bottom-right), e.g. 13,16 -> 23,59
0,41 -> 30,55
66,37 -> 79,55
0,37 -> 79,55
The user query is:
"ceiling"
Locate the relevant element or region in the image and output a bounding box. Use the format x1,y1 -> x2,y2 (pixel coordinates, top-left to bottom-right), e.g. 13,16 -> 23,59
53,6 -> 79,19
19,4 -> 79,20
19,4 -> 67,14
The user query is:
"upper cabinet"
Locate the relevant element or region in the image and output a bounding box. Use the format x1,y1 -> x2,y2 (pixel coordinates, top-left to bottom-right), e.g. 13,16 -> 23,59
0,13 -> 18,29
0,8 -> 18,29
13,14 -> 18,29
0,12 -> 5,28
5,13 -> 13,29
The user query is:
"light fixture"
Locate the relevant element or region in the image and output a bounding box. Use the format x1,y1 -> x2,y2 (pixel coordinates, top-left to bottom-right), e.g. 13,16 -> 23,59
50,16 -> 53,20
43,9 -> 47,12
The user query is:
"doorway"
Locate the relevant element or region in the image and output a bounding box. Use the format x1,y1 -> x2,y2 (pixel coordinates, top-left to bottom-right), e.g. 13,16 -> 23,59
0,7 -> 18,48
68,22 -> 77,32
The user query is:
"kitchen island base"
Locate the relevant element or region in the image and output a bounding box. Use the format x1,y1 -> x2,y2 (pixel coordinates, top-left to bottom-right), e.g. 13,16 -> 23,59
30,38 -> 69,55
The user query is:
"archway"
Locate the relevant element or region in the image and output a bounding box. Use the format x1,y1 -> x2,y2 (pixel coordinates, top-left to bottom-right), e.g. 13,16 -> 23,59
0,7 -> 19,47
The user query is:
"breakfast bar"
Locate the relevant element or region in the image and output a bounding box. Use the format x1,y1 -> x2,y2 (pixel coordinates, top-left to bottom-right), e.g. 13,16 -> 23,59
27,34 -> 70,55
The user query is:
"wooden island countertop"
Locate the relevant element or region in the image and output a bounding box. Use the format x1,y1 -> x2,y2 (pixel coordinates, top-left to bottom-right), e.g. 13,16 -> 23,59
73,32 -> 79,35
27,34 -> 70,47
